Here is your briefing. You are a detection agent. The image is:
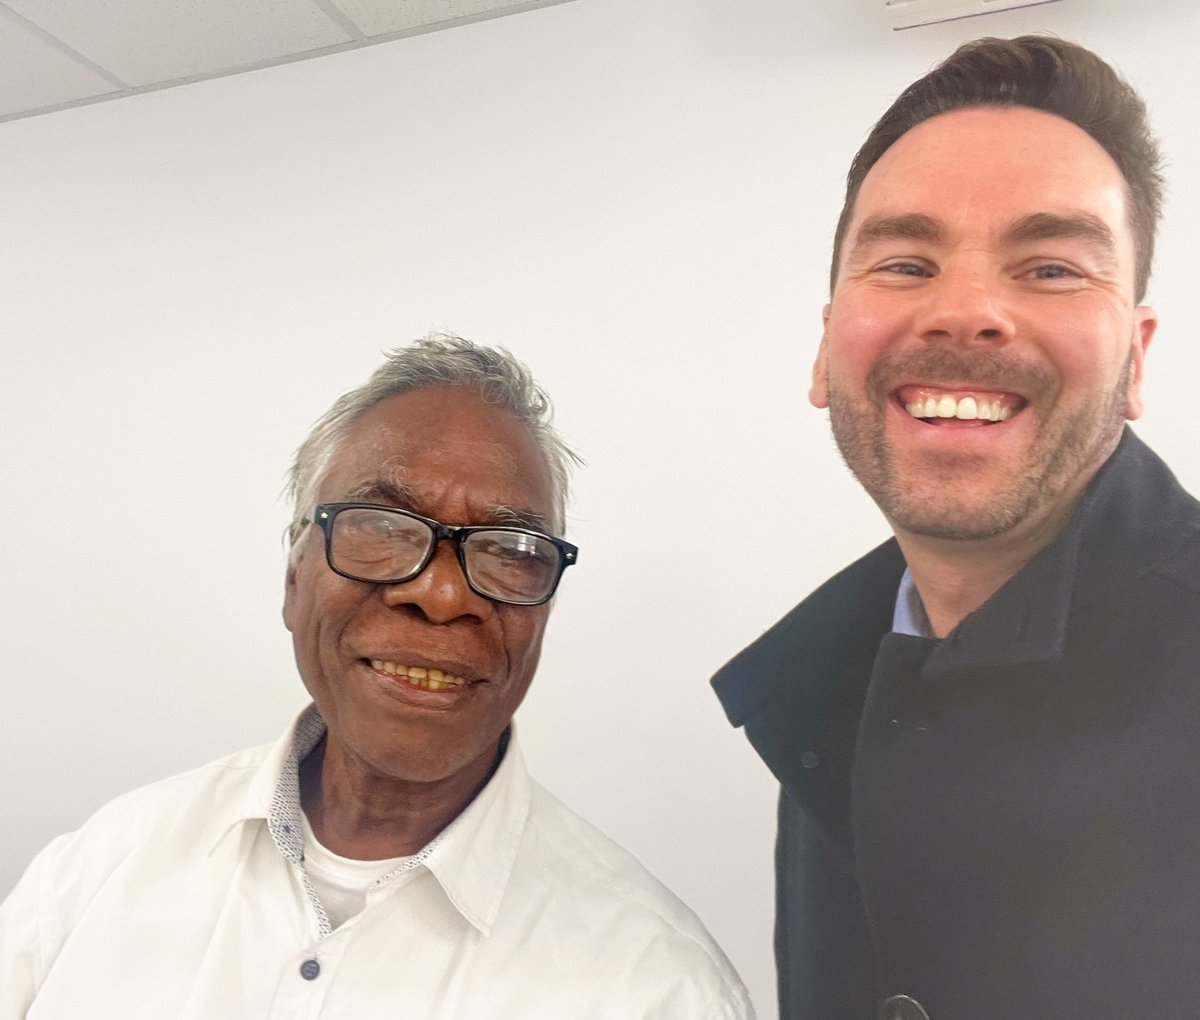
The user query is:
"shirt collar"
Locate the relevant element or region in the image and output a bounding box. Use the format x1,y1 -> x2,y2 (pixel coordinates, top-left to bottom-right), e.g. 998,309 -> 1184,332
206,703 -> 530,938
268,704 -> 328,864
204,704 -> 320,856
421,728 -> 531,937
892,567 -> 933,638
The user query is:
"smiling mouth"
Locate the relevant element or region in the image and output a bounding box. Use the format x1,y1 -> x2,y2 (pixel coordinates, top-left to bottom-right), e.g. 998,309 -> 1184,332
895,386 -> 1026,424
369,659 -> 469,691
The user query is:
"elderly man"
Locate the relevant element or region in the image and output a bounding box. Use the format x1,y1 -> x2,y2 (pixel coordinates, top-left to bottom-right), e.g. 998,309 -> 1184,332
713,36 -> 1200,1020
2,336 -> 753,1018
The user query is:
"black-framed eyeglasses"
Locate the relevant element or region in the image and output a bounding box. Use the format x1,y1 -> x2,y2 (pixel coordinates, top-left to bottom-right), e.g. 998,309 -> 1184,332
312,503 -> 578,606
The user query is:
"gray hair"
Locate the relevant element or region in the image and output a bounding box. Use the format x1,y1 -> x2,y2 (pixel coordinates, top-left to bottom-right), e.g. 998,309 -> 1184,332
286,333 -> 579,561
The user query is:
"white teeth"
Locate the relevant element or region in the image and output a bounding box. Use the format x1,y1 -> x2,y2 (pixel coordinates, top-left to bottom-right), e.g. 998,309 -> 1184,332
370,660 -> 465,690
904,394 -> 1018,422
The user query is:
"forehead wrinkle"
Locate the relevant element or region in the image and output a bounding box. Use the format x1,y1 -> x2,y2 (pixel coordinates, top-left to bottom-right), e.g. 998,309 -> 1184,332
333,431 -> 411,501
330,420 -> 410,480
338,428 -> 555,529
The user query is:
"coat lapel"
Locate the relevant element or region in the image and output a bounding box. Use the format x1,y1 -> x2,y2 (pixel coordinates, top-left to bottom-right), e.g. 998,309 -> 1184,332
712,539 -> 906,852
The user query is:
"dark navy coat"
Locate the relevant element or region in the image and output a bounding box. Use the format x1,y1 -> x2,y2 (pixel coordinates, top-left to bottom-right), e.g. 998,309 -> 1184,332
713,430 -> 1200,1019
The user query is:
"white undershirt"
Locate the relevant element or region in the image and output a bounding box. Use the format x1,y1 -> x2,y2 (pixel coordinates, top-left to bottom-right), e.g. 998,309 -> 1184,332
299,812 -> 416,929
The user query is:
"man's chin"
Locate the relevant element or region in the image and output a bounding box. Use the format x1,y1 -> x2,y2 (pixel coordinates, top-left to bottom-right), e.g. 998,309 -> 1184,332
880,495 -> 1031,543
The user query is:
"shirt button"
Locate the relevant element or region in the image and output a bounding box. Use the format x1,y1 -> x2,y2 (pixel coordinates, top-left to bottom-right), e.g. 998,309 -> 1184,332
800,750 -> 820,769
300,958 -> 321,981
879,995 -> 930,1020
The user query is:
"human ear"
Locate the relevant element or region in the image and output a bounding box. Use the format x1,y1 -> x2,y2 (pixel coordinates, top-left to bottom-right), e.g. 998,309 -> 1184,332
282,561 -> 299,632
1124,305 -> 1157,420
809,305 -> 832,409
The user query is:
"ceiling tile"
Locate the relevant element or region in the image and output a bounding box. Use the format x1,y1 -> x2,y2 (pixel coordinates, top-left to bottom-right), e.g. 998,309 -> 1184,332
0,13 -> 118,118
331,0 -> 571,38
5,0 -> 353,88
884,0 -> 1063,29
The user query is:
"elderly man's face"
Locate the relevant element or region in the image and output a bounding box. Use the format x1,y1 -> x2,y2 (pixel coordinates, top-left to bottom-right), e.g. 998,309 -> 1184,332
811,106 -> 1156,545
283,385 -> 556,786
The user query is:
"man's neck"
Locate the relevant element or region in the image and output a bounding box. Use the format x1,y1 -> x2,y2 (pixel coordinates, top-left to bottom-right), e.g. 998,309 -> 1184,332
892,498 -> 1080,639
299,735 -> 500,860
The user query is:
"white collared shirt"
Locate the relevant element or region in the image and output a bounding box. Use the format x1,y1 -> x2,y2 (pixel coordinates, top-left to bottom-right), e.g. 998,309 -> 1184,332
0,707 -> 754,1019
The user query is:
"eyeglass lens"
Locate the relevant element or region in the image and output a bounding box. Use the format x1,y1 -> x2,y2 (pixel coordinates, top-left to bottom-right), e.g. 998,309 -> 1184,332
329,506 -> 561,603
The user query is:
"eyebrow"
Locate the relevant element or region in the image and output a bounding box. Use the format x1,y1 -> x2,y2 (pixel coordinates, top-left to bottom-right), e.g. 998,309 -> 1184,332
851,213 -> 944,251
489,505 -> 554,534
343,479 -> 415,506
1004,212 -> 1118,261
847,210 -> 1120,266
341,481 -> 552,533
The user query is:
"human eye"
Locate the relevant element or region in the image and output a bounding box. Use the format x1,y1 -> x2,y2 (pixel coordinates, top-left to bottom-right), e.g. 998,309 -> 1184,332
867,256 -> 936,283
1029,263 -> 1079,280
466,531 -> 556,601
351,509 -> 401,538
1018,260 -> 1087,289
472,532 -> 554,581
339,507 -> 424,546
483,532 -> 545,562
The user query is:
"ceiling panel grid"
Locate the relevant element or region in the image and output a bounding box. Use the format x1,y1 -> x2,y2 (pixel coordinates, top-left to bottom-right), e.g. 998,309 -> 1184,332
0,6 -> 116,117
0,0 -> 578,122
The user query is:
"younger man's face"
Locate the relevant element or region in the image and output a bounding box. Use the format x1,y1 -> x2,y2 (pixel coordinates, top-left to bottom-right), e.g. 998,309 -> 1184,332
811,105 -> 1156,547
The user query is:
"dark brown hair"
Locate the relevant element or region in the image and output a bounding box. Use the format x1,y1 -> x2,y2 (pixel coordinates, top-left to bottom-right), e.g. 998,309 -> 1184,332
829,36 -> 1163,301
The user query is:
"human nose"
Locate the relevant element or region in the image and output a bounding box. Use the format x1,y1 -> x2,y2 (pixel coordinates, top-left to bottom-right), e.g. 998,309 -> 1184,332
914,268 -> 1015,346
379,539 -> 495,624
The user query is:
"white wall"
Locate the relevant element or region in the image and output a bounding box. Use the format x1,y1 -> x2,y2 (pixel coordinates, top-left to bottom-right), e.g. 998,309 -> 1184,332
4,0 -> 1200,1013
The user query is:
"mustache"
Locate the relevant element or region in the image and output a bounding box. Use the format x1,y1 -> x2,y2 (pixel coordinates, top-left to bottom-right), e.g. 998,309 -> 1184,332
866,348 -> 1055,398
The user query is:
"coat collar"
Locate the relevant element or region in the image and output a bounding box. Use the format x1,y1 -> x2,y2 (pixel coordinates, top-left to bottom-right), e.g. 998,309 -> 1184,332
931,428 -> 1200,674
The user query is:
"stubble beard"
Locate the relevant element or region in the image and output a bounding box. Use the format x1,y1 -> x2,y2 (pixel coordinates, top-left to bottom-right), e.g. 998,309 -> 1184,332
826,349 -> 1131,542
